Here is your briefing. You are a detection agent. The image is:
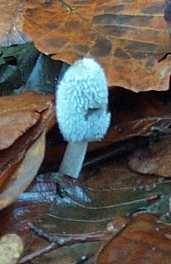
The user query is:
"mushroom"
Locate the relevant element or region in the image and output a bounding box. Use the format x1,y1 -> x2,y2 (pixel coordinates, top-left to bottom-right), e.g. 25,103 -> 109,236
56,57 -> 111,179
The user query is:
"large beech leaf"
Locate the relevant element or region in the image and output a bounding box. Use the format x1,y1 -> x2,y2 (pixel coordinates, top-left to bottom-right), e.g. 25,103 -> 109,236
23,0 -> 171,92
97,213 -> 171,264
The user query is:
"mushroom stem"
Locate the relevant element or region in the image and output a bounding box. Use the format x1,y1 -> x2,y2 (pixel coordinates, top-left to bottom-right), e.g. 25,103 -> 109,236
59,141 -> 88,179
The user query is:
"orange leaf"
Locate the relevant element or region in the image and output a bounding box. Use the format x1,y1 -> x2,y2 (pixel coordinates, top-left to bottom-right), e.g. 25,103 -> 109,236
97,213 -> 171,264
23,0 -> 171,92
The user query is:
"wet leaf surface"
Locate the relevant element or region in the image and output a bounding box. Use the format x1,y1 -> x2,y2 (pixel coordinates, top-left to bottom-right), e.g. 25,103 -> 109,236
97,213 -> 171,264
23,0 -> 171,92
1,153 -> 171,263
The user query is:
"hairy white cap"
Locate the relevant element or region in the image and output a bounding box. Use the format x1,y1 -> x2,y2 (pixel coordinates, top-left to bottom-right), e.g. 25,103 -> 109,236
56,58 -> 111,142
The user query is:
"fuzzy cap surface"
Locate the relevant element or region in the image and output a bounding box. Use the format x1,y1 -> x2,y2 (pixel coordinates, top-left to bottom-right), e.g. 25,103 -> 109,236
56,58 -> 111,142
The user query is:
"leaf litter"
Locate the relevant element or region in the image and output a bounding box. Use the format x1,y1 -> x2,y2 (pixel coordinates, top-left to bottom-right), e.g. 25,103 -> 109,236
0,1 -> 171,262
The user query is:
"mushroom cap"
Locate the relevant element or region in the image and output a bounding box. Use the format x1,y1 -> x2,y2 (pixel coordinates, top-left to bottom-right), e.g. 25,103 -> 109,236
56,58 -> 111,142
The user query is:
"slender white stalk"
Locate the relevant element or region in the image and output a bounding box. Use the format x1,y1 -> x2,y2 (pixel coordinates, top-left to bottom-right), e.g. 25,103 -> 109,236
59,141 -> 88,179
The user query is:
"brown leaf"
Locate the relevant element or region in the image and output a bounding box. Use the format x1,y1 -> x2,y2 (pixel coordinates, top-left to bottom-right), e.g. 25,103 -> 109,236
128,137 -> 171,177
97,213 -> 171,264
23,0 -> 171,92
0,155 -> 167,263
0,132 -> 46,210
0,0 -> 29,46
106,89 -> 171,143
0,111 -> 40,150
0,91 -> 54,150
0,92 -> 56,207
0,158 -> 160,263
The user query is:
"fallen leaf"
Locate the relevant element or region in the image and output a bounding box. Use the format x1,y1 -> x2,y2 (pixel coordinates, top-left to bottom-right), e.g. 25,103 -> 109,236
23,0 -> 171,92
0,153 -> 170,263
0,132 -> 46,210
106,89 -> 171,143
0,110 -> 40,150
128,137 -> 171,177
0,91 -> 54,150
0,92 -> 55,207
0,1 -> 29,46
97,213 -> 171,264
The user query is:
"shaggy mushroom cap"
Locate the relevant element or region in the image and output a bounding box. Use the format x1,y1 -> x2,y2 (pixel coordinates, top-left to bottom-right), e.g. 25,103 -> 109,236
56,58 -> 111,142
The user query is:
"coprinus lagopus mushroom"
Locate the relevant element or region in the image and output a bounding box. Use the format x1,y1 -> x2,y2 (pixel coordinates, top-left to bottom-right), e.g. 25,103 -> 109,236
56,58 -> 111,179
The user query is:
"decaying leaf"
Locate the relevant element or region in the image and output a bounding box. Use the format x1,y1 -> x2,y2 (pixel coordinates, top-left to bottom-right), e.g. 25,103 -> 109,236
0,234 -> 23,264
128,137 -> 171,177
0,91 -> 55,208
23,0 -> 171,92
0,149 -> 170,263
105,89 -> 171,144
97,213 -> 171,264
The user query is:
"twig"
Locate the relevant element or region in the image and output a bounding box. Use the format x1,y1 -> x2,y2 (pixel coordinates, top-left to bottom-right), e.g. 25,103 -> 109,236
19,223 -> 108,263
29,222 -> 107,243
19,242 -> 56,263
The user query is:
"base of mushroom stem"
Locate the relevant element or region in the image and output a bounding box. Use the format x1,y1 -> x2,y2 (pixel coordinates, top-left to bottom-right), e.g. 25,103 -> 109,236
52,172 -> 80,197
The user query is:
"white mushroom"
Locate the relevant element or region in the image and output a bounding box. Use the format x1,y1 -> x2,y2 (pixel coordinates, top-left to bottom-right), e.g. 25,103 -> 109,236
56,58 -> 111,179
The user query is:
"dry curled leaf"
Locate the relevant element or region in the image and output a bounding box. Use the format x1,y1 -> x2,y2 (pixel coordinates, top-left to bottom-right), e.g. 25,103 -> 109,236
97,213 -> 171,264
23,0 -> 171,92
